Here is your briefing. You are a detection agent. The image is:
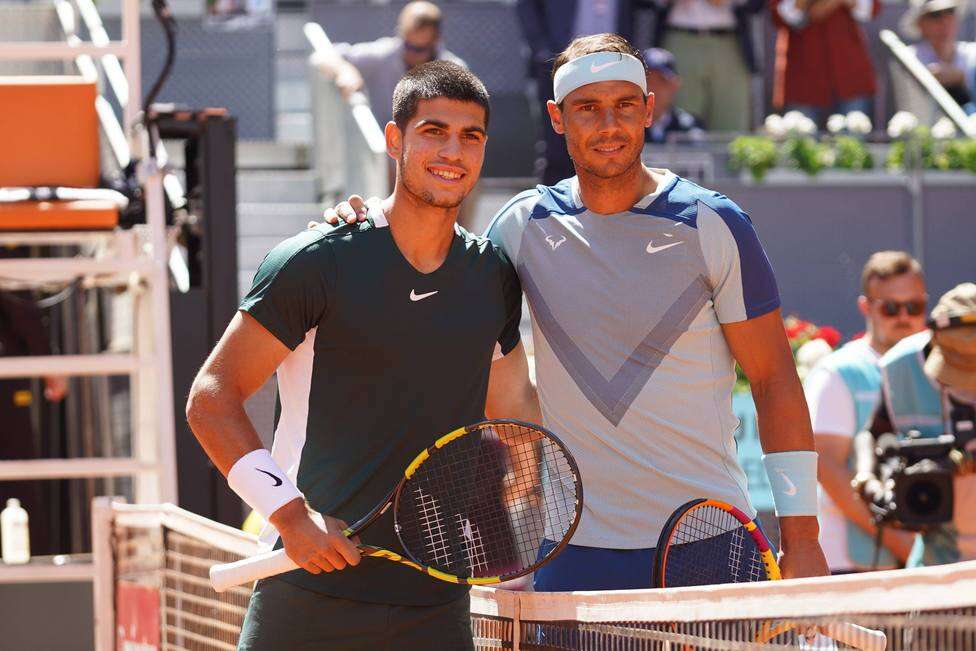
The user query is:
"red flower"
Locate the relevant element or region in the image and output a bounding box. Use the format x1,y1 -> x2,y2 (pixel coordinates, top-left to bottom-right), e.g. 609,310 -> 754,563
813,326 -> 842,348
785,320 -> 806,339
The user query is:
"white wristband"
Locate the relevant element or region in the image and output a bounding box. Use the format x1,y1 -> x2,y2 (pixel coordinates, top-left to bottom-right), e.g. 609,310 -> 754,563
227,449 -> 303,520
762,450 -> 819,517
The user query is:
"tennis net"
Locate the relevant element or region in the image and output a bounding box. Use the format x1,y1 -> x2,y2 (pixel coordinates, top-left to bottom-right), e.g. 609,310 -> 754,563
93,499 -> 976,650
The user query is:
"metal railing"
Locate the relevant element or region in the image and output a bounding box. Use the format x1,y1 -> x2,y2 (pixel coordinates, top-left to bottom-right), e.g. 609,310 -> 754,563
881,28 -> 976,138
0,0 -> 178,516
304,21 -> 389,203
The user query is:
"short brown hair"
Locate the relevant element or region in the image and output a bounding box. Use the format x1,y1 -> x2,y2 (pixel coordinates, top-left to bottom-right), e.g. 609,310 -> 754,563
551,33 -> 648,80
392,61 -> 489,130
861,251 -> 924,295
398,1 -> 442,34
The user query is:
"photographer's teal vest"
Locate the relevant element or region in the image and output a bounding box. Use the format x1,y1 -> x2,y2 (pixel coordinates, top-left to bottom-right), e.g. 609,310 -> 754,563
880,331 -> 959,567
819,340 -> 895,568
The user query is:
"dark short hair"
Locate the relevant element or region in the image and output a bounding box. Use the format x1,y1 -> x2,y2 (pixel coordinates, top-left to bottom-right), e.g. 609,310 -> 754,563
551,33 -> 648,80
861,251 -> 924,295
391,60 -> 490,131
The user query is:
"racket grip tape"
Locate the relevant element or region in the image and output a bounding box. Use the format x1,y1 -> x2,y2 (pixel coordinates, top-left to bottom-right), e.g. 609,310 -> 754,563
210,549 -> 296,593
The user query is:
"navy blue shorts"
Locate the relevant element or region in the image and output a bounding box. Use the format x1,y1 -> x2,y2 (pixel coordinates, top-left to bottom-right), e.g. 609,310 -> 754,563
533,522 -> 770,592
533,539 -> 656,591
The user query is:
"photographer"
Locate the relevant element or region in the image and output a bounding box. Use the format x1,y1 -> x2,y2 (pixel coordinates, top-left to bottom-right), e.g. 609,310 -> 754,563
805,252 -> 924,574
853,283 -> 976,567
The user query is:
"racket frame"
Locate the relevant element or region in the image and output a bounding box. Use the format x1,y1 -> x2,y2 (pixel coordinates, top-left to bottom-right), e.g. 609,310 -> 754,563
381,418 -> 583,584
652,497 -> 780,588
653,498 -> 887,651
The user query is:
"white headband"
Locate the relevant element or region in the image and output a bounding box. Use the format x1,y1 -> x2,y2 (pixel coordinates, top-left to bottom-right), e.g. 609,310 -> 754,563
552,51 -> 648,104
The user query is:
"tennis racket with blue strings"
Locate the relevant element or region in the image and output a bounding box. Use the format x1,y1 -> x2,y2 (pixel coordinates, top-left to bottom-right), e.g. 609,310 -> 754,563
654,498 -> 887,650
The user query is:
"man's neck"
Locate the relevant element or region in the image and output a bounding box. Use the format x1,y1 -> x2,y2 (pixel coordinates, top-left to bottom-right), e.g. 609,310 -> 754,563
383,185 -> 458,274
863,331 -> 886,356
576,162 -> 660,215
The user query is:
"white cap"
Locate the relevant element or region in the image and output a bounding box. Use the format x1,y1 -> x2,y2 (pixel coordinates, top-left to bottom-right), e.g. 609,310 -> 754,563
552,51 -> 648,105
6,498 -> 20,509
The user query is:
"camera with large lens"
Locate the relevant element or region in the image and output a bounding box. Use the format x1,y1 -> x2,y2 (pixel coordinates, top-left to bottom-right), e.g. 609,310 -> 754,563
870,432 -> 957,530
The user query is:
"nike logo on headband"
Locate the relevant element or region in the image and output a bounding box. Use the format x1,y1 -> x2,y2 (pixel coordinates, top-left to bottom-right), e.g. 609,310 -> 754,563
590,60 -> 621,74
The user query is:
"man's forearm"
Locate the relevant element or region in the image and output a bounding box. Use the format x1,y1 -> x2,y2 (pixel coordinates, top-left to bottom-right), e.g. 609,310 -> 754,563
753,374 -> 820,542
753,372 -> 815,453
186,379 -> 266,477
820,453 -> 875,531
487,381 -> 542,424
853,430 -> 877,477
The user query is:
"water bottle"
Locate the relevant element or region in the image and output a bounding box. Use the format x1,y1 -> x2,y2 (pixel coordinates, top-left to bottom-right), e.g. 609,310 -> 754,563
1,498 -> 30,564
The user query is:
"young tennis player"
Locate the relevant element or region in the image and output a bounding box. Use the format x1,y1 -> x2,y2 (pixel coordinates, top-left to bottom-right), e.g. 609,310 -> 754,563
186,61 -> 531,650
324,34 -> 830,590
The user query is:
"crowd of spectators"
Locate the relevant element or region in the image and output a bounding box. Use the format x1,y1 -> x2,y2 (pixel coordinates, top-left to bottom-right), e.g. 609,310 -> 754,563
319,0 -> 974,184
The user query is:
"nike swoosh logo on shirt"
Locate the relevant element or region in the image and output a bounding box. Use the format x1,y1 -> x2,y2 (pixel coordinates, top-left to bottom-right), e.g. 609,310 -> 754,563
255,467 -> 283,487
410,289 -> 439,302
590,60 -> 621,74
645,241 -> 683,254
776,469 -> 799,496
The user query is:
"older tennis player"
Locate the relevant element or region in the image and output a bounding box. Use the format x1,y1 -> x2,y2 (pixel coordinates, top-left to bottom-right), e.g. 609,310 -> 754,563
324,33 -> 829,590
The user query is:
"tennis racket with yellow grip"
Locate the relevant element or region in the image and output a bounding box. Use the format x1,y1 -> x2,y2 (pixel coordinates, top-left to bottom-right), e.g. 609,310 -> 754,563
654,498 -> 887,650
211,419 -> 583,592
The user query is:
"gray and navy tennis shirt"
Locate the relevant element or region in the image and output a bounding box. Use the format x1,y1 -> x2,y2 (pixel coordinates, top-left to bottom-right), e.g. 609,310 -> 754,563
486,170 -> 780,549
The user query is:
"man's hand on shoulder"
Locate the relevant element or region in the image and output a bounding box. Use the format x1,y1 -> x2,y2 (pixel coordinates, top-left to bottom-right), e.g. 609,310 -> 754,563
269,498 -> 361,574
308,195 -> 373,231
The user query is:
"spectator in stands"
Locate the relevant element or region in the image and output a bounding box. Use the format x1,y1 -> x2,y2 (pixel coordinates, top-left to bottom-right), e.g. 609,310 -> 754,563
771,0 -> 880,126
649,0 -> 764,132
893,0 -> 976,118
854,283 -> 976,567
804,252 -> 925,574
314,2 -> 485,230
643,47 -> 705,143
516,0 -> 649,185
317,2 -> 466,127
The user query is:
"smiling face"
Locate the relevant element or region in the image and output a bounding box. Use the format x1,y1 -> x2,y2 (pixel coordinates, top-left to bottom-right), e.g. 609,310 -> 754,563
547,80 -> 653,180
388,96 -> 487,209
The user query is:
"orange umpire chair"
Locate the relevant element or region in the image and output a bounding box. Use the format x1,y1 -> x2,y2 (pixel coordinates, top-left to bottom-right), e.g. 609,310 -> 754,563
0,76 -> 126,230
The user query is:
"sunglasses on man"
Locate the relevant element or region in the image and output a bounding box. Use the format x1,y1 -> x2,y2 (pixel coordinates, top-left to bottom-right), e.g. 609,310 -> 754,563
871,298 -> 927,317
404,41 -> 435,55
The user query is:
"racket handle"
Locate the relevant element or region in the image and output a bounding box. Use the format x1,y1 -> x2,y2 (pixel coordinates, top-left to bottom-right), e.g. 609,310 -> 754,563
820,622 -> 887,651
210,549 -> 296,593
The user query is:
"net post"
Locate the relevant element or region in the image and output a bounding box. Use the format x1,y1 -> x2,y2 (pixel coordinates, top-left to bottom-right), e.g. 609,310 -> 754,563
91,496 -> 119,651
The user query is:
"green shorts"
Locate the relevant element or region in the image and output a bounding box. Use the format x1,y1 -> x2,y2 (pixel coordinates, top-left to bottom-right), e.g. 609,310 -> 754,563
237,578 -> 474,651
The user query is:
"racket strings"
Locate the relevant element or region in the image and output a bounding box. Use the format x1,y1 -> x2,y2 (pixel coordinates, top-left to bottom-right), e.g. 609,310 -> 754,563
663,505 -> 767,588
414,486 -> 450,568
396,423 -> 580,579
